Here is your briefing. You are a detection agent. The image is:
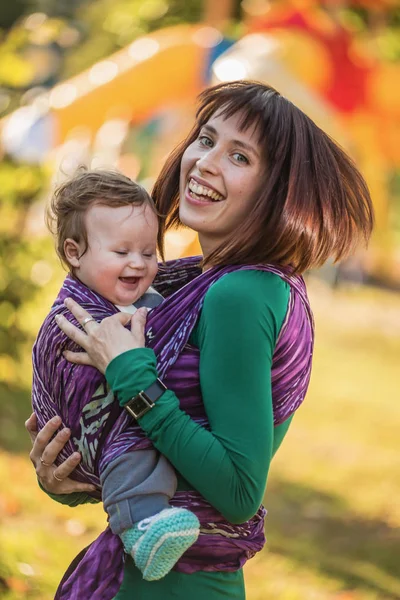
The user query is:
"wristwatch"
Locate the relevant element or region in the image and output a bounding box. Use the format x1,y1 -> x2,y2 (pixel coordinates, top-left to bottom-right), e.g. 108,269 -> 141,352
124,379 -> 167,420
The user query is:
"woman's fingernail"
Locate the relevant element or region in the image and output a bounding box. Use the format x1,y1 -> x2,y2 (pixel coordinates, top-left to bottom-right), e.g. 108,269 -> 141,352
51,416 -> 61,425
55,315 -> 60,323
64,298 -> 71,307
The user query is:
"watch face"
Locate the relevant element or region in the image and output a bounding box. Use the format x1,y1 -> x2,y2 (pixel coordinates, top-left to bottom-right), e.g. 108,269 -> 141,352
125,393 -> 153,420
130,397 -> 148,417
131,398 -> 144,412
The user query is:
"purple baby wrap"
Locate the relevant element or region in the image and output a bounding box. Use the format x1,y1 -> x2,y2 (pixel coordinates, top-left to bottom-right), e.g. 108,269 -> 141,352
32,256 -> 314,599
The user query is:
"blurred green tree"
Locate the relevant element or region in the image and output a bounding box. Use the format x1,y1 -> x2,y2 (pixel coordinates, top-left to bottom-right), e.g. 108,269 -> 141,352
0,159 -> 54,450
0,1 -> 28,30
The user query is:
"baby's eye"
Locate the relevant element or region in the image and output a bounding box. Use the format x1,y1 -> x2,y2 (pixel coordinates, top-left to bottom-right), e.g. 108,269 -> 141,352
143,252 -> 155,258
232,152 -> 249,164
115,251 -> 128,256
199,135 -> 213,148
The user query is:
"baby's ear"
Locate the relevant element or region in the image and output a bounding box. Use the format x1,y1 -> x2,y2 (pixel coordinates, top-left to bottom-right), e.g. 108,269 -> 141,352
64,238 -> 82,268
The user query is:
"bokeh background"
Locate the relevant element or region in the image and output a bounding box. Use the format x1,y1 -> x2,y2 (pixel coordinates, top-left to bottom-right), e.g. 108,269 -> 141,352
0,1 -> 399,598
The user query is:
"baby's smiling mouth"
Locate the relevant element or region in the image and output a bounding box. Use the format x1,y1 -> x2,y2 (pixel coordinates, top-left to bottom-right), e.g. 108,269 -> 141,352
119,277 -> 140,284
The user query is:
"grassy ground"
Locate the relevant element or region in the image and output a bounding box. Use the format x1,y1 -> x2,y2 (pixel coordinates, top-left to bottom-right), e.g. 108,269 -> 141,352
0,280 -> 399,599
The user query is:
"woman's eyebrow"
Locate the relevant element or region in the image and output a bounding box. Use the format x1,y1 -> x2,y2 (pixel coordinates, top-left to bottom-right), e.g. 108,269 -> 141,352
202,124 -> 260,158
232,139 -> 260,158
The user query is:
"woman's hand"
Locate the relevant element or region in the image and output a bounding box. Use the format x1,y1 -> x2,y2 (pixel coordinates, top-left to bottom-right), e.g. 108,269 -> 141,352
26,413 -> 97,494
55,298 -> 148,373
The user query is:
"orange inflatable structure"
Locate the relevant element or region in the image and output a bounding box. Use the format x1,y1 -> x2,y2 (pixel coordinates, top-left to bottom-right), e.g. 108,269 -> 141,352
0,25 -> 213,150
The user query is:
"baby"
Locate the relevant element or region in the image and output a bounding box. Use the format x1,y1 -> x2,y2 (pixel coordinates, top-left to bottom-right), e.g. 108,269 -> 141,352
32,169 -> 199,581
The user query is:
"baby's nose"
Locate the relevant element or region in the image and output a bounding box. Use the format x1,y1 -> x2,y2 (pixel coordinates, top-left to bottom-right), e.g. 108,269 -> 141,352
129,255 -> 146,269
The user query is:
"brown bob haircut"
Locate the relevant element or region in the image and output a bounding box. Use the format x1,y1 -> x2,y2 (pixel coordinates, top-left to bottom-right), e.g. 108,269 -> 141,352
47,168 -> 156,272
153,80 -> 374,274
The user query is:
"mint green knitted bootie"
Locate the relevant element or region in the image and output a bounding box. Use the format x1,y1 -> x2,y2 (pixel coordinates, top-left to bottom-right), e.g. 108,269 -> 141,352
121,507 -> 200,581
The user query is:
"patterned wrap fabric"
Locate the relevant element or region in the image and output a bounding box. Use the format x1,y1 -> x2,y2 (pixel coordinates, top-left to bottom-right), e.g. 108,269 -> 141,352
31,256 -> 314,600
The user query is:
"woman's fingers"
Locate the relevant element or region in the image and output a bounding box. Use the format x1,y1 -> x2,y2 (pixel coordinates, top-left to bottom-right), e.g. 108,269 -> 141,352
39,461 -> 97,495
52,452 -> 81,480
25,412 -> 38,444
29,416 -> 62,463
63,350 -> 94,366
55,314 -> 90,349
55,297 -> 103,349
38,427 -> 72,468
114,311 -> 134,326
27,410 -> 98,496
31,427 -> 97,494
64,297 -> 95,322
59,298 -> 146,373
39,451 -> 97,494
40,474 -> 97,495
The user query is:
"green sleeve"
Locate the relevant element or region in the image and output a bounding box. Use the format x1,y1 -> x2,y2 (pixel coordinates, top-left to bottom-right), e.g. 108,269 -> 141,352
106,270 -> 291,524
38,481 -> 100,506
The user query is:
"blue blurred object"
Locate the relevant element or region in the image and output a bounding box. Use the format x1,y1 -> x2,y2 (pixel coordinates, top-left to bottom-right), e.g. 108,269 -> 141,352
1,105 -> 55,163
204,38 -> 235,83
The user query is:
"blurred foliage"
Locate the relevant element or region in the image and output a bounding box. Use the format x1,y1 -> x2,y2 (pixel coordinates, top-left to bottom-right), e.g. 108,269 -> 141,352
0,0 -> 204,99
389,171 -> 400,244
0,162 -> 46,350
340,4 -> 400,61
61,0 -> 204,78
0,159 -> 58,456
0,160 -> 57,399
0,2 -> 29,30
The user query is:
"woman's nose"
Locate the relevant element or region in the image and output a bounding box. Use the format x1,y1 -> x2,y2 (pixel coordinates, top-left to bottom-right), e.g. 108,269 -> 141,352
196,150 -> 220,175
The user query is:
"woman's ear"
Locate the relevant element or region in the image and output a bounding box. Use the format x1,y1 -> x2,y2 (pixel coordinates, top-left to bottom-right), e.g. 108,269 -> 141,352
64,238 -> 82,268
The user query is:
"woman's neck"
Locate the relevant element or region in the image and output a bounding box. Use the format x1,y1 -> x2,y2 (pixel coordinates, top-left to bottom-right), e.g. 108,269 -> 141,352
198,234 -> 219,270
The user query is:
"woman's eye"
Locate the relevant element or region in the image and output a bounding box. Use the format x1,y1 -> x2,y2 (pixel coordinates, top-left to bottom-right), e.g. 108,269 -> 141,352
199,135 -> 213,148
233,152 -> 249,164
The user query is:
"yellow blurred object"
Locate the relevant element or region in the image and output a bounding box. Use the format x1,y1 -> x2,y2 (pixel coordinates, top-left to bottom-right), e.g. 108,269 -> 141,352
366,62 -> 400,118
376,115 -> 400,167
51,25 -> 208,144
273,29 -> 332,93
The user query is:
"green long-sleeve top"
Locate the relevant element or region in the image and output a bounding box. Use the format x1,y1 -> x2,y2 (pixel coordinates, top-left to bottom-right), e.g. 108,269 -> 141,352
48,270 -> 292,522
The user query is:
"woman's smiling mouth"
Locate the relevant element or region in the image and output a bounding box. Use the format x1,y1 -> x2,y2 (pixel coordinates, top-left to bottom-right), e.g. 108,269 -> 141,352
188,178 -> 224,203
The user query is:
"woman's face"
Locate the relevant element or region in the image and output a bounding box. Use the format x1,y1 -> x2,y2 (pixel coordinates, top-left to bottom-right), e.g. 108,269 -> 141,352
179,110 -> 264,257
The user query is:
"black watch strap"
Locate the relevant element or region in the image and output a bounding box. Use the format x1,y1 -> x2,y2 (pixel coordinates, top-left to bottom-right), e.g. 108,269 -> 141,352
125,378 -> 167,420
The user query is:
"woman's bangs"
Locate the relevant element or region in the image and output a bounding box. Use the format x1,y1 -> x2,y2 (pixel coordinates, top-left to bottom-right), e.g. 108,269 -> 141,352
197,99 -> 266,149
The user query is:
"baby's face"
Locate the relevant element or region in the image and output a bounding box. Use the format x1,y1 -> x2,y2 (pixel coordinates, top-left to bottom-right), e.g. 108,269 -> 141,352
74,203 -> 158,306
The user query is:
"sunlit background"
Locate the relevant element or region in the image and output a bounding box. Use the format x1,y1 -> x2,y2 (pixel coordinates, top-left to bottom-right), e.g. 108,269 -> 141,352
0,1 -> 399,599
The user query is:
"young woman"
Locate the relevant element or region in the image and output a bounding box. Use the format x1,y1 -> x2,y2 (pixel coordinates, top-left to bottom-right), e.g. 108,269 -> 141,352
27,80 -> 373,600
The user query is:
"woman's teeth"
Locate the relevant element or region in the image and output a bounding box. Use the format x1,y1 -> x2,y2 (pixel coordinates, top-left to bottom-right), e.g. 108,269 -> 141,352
188,179 -> 223,202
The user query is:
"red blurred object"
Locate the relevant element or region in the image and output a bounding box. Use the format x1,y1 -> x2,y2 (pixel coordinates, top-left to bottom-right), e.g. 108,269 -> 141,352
249,7 -> 374,113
